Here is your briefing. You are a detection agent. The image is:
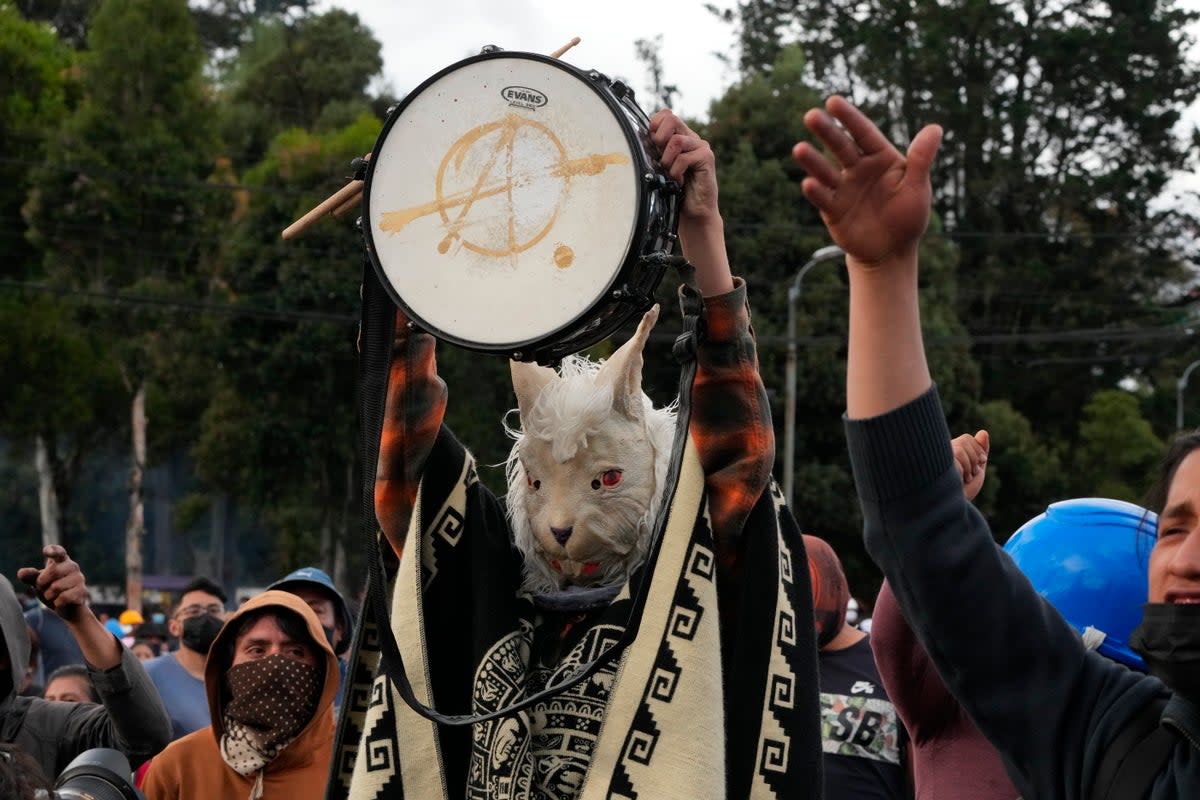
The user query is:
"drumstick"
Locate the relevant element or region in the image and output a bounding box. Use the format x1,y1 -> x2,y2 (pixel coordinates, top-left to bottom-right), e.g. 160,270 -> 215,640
549,36 -> 581,59
331,191 -> 363,218
281,179 -> 362,239
281,38 -> 584,240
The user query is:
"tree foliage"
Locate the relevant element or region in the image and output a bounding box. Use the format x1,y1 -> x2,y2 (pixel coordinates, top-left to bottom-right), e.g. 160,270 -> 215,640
725,0 -> 1200,435
0,4 -> 70,276
713,0 -> 1200,594
218,8 -> 382,167
3,0 -> 1199,603
692,45 -> 981,595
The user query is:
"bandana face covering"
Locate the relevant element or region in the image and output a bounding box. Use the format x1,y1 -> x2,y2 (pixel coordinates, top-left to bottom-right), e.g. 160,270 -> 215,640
1129,603 -> 1200,702
220,654 -> 323,780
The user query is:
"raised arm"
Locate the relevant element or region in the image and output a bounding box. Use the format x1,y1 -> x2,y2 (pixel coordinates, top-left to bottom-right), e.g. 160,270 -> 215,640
791,95 -> 941,419
374,311 -> 449,557
792,97 -> 1160,799
650,109 -> 772,544
17,547 -> 171,770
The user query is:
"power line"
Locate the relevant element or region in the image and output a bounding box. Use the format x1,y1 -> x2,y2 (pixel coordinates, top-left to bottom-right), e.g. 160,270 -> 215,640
2,279 -> 1193,348
0,280 -> 357,324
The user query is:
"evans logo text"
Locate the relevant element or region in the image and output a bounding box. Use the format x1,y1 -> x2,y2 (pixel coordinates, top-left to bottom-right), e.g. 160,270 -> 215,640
502,86 -> 548,109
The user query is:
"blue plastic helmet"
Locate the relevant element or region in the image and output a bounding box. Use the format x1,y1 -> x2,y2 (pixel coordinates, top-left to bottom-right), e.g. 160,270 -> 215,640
1003,497 -> 1156,671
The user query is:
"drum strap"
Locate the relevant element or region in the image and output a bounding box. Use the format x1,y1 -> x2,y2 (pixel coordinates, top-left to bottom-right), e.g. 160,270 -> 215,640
354,255 -> 699,727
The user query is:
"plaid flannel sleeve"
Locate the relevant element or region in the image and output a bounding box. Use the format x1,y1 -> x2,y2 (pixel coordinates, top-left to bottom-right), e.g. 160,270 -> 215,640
690,277 -> 775,550
374,310 -> 448,558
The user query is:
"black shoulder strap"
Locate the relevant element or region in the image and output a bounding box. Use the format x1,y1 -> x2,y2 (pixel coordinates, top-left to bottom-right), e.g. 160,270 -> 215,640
1091,695 -> 1175,800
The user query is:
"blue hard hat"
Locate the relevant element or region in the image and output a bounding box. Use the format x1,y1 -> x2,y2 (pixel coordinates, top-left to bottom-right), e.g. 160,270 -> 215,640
1004,497 -> 1156,671
267,566 -> 353,655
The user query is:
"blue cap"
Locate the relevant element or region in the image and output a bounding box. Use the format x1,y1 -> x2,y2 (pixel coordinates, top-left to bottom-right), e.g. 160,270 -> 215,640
267,567 -> 353,655
1004,497 -> 1156,671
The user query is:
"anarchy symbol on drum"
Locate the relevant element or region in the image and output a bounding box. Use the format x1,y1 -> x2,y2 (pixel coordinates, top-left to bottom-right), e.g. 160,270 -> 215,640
378,113 -> 630,269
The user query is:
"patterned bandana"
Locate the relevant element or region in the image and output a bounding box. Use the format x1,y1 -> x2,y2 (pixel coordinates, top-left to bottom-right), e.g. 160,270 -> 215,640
219,654 -> 322,786
803,534 -> 850,648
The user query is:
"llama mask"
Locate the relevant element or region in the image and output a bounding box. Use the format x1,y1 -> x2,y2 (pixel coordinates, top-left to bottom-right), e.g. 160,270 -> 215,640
506,305 -> 678,595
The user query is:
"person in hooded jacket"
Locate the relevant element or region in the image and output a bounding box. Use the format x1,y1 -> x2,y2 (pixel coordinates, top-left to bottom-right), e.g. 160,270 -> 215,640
2,547 -> 172,780
140,590 -> 338,800
265,567 -> 352,716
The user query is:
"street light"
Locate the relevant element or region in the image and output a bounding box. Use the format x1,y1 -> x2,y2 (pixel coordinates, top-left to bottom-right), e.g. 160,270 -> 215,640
1177,358 -> 1200,431
784,244 -> 845,507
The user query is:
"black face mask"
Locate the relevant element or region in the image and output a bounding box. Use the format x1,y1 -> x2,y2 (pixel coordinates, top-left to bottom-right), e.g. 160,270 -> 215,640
1129,603 -> 1200,702
180,614 -> 224,654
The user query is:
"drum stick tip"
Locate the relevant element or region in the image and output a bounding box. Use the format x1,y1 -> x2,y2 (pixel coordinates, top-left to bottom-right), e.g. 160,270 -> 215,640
549,37 -> 581,59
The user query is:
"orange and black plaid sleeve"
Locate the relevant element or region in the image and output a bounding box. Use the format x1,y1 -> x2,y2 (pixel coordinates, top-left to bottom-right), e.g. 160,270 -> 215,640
374,311 -> 448,558
690,277 -> 775,548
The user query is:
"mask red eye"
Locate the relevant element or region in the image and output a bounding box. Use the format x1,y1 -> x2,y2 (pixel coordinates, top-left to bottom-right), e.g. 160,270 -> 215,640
597,469 -> 622,488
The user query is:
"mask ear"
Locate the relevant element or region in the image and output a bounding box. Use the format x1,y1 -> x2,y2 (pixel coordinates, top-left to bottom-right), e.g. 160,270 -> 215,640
595,305 -> 659,421
510,360 -> 558,421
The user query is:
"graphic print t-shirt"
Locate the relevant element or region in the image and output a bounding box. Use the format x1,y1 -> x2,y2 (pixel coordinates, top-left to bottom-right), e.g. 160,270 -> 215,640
820,635 -> 907,800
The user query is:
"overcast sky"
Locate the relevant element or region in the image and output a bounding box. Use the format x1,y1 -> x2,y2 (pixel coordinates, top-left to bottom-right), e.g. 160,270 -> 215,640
318,0 -> 1199,200
314,0 -> 738,121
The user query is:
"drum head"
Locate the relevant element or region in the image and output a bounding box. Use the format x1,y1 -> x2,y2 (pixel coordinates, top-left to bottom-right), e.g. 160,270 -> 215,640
364,53 -> 643,353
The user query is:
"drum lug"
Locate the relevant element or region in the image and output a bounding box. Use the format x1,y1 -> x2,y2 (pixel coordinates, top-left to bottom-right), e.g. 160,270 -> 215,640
610,80 -> 632,100
643,172 -> 680,196
480,44 -> 505,54
610,287 -> 651,307
351,156 -> 370,181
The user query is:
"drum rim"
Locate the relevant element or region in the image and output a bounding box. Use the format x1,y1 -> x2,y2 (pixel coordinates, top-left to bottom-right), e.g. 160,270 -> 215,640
361,49 -> 666,362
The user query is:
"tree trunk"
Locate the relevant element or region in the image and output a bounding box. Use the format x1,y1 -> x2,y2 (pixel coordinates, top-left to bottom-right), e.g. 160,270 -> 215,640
125,383 -> 146,613
35,435 -> 62,549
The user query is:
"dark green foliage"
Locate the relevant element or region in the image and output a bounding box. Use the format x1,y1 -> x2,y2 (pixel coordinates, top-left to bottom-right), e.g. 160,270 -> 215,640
0,5 -> 69,277
12,0 -> 96,48
726,0 -> 1199,437
189,118 -> 377,581
717,0 -> 1200,593
694,45 -> 981,597
218,8 -> 382,167
2,0 -> 1198,602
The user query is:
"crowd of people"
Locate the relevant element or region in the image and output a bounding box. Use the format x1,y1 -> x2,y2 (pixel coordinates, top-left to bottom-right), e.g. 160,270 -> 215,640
2,97 -> 1198,800
0,553 -> 353,799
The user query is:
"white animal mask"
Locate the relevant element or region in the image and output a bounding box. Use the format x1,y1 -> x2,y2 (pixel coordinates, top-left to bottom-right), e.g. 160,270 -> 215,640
505,306 -> 678,595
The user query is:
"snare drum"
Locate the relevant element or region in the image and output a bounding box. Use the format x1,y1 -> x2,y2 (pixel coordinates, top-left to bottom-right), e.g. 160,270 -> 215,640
362,49 -> 679,364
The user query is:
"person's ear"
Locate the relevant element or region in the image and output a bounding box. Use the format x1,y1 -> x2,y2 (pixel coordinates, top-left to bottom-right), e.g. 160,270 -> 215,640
168,616 -> 182,639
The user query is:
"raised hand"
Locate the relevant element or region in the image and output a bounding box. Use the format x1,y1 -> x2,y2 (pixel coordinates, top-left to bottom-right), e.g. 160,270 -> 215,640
17,545 -> 92,624
952,430 -> 991,502
650,109 -> 718,224
649,108 -> 732,297
792,96 -> 943,270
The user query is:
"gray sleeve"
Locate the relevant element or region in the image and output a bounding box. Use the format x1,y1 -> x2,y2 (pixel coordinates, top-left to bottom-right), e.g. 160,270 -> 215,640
844,386 -> 1161,799
58,639 -> 173,770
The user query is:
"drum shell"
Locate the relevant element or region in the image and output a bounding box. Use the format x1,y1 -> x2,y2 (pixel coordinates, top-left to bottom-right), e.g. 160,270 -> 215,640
362,50 -> 679,363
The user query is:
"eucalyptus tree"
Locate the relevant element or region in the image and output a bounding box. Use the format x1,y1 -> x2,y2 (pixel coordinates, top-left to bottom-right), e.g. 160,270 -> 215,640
24,0 -> 219,606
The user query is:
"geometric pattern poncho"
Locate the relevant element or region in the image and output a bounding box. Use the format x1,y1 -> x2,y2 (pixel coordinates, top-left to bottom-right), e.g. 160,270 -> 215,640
326,425 -> 822,800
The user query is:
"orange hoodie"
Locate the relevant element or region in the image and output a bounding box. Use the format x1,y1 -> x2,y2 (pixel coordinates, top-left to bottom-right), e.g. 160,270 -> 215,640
141,590 -> 338,800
